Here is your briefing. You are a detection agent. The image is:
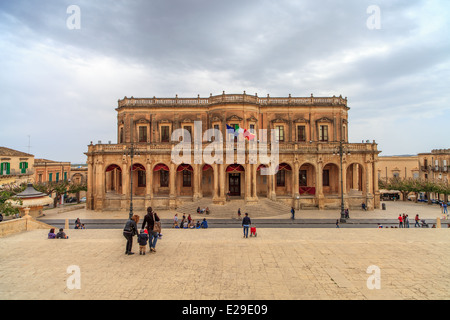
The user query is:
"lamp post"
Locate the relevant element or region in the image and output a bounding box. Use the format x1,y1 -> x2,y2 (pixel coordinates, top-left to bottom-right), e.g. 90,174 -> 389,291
335,140 -> 350,223
124,143 -> 140,220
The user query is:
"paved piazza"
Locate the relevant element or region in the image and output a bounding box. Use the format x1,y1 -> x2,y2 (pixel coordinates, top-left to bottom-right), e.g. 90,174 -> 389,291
0,226 -> 449,300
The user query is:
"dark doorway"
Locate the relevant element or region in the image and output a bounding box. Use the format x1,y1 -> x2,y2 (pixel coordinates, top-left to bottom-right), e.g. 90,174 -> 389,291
229,173 -> 241,196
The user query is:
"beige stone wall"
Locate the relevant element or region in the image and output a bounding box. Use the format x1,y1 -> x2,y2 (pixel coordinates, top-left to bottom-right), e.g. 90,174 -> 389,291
377,156 -> 419,182
0,218 -> 55,238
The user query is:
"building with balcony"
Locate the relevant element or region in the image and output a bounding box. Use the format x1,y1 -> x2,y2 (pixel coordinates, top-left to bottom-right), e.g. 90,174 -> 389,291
34,159 -> 71,184
0,147 -> 35,186
418,149 -> 450,201
85,93 -> 381,212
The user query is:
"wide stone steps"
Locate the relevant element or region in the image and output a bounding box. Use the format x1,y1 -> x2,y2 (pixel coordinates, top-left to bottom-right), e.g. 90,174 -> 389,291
175,198 -> 293,218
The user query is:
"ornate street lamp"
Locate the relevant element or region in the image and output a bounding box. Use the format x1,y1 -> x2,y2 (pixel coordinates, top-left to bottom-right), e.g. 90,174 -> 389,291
123,143 -> 140,220
334,140 -> 350,223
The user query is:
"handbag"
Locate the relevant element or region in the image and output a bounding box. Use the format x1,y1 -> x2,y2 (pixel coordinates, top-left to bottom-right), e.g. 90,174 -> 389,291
153,212 -> 161,233
153,221 -> 161,233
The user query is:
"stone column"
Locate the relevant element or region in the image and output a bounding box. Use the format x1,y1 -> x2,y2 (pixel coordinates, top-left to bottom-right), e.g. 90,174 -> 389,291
316,159 -> 324,209
169,162 -> 176,198
169,162 -> 176,209
219,163 -> 226,203
95,159 -> 104,211
252,163 -> 258,199
213,163 -> 219,201
293,161 -> 299,198
365,159 -> 374,210
373,158 -> 380,209
245,163 -> 251,201
145,159 -> 153,208
121,159 -> 129,210
87,158 -> 94,210
193,163 -> 200,200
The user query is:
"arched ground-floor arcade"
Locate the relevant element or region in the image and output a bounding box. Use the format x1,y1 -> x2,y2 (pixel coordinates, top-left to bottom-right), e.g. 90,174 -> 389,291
86,150 -> 380,212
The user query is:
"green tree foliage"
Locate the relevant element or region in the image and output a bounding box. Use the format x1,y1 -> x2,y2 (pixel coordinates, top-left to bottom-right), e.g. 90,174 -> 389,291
381,177 -> 449,203
0,183 -> 26,216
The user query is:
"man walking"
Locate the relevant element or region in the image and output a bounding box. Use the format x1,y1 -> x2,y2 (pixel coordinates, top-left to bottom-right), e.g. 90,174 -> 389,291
398,214 -> 403,228
291,207 -> 295,220
415,214 -> 420,227
242,213 -> 251,238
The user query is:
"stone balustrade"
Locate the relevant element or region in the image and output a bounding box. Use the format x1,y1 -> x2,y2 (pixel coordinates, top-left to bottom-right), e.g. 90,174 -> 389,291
117,94 -> 348,108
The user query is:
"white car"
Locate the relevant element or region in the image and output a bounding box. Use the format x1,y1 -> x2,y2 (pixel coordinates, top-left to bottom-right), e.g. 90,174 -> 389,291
80,197 -> 86,203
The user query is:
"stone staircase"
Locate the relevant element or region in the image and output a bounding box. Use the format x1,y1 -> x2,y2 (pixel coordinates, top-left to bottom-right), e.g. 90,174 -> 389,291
175,197 -> 293,218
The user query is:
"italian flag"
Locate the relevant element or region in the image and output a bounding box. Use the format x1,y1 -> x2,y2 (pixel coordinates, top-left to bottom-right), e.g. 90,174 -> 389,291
227,124 -> 255,141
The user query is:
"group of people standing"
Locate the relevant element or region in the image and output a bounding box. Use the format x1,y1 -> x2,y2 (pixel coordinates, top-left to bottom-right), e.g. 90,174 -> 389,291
123,207 -> 160,256
398,213 -> 423,228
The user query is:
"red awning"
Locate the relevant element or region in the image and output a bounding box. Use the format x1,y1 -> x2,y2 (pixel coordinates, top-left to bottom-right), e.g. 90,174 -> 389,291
277,163 -> 292,171
202,164 -> 212,171
153,164 -> 169,172
226,164 -> 245,173
131,164 -> 146,171
257,164 -> 267,171
177,164 -> 193,172
105,164 -> 121,172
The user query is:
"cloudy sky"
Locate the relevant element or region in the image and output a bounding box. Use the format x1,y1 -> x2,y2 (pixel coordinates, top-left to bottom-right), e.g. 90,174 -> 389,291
1,0 -> 449,163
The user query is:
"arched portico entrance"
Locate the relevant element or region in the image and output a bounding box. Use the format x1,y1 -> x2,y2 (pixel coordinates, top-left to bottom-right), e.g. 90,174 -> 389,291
226,164 -> 245,197
105,164 -> 122,195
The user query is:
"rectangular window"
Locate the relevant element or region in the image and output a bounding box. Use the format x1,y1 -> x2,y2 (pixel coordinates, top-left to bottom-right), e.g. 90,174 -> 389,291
275,125 -> 284,142
297,125 -> 306,142
160,170 -> 169,187
323,170 -> 330,186
49,173 -> 53,182
276,170 -> 286,187
299,170 -> 307,186
319,125 -> 328,142
183,170 -> 192,187
64,172 -> 67,181
231,123 -> 238,142
119,127 -> 124,143
56,172 -> 60,182
138,170 -> 146,187
161,126 -> 170,142
183,126 -> 192,142
250,124 -> 255,133
20,162 -> 28,174
139,126 -> 147,142
1,162 -> 10,175
38,174 -> 43,183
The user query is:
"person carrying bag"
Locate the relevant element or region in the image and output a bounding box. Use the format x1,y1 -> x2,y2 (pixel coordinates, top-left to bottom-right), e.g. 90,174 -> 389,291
123,215 -> 139,255
142,207 -> 160,253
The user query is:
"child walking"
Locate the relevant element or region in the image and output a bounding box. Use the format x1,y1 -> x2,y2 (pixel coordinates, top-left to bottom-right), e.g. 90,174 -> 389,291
138,229 -> 149,255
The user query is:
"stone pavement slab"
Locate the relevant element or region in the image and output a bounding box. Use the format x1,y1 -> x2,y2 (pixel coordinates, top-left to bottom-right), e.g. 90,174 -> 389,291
0,227 -> 449,300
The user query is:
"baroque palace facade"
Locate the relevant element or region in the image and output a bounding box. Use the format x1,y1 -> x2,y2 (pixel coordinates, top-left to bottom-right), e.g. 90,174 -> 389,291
85,93 -> 380,212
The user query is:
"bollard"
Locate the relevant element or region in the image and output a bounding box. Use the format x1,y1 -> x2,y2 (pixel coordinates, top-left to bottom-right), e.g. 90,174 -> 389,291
436,217 -> 441,228
65,218 -> 69,230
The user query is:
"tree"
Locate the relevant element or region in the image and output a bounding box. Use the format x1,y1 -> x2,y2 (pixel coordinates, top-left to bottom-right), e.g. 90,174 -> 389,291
386,177 -> 410,201
67,181 -> 87,203
0,183 -> 26,216
34,180 -> 70,208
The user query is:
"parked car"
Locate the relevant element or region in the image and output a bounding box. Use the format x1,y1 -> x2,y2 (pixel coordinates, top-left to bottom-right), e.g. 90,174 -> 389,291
65,197 -> 77,203
80,197 -> 86,203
